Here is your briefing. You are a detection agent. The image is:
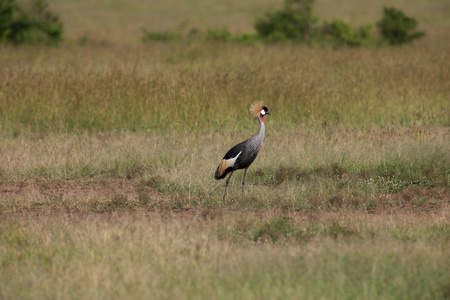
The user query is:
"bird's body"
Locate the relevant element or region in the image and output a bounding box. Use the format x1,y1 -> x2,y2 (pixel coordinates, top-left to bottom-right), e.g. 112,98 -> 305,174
214,116 -> 265,179
215,103 -> 271,200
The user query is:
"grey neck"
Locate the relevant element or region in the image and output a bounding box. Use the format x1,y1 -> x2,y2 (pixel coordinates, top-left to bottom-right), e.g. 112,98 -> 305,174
256,115 -> 265,138
251,115 -> 265,148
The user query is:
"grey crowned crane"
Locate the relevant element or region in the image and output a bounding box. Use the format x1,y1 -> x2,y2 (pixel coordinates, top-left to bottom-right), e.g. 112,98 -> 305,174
215,102 -> 271,200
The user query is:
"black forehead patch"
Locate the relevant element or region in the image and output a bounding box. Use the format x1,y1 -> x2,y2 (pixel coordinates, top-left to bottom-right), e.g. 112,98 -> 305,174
262,106 -> 269,112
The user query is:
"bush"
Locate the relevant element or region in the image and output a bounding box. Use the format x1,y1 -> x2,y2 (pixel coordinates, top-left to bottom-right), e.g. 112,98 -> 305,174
252,217 -> 296,243
0,0 -> 16,42
232,32 -> 260,45
377,7 -> 425,45
0,0 -> 63,45
142,28 -> 180,42
141,26 -> 259,46
254,0 -> 425,47
254,0 -> 317,43
206,27 -> 232,41
320,20 -> 373,47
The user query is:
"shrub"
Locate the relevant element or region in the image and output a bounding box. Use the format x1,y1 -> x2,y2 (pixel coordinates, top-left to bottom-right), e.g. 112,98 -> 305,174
0,0 -> 16,42
232,32 -> 259,45
320,20 -> 373,47
254,0 -> 425,47
377,7 -> 425,45
0,0 -> 63,45
141,28 -> 180,42
252,217 -> 295,242
141,26 -> 258,45
206,27 -> 232,41
254,0 -> 317,43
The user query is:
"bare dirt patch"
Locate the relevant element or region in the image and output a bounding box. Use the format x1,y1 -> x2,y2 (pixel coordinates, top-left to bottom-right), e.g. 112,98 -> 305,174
2,179 -> 129,198
0,179 -> 448,218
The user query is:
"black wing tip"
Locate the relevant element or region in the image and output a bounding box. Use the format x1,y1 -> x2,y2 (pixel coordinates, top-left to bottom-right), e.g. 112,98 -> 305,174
214,170 -> 226,180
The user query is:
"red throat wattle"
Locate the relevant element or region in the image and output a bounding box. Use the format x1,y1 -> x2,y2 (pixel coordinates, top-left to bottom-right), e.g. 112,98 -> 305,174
261,116 -> 264,122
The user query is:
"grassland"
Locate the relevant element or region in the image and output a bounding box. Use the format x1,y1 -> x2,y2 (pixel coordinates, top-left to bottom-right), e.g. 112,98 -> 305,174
0,0 -> 449,299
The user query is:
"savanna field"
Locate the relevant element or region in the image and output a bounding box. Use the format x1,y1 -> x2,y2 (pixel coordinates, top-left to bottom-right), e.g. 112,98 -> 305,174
0,0 -> 449,299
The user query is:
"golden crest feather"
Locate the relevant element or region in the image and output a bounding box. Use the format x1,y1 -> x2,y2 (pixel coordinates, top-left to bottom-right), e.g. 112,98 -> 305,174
249,101 -> 265,118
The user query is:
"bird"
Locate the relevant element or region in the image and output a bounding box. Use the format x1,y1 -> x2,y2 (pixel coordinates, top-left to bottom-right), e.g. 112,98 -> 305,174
215,101 -> 271,200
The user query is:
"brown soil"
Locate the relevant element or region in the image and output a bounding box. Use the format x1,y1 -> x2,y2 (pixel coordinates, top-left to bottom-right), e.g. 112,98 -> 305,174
1,179 -> 448,218
1,179 -> 134,199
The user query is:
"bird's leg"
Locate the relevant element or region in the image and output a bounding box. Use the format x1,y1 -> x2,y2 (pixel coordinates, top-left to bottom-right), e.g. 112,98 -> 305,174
242,168 -> 248,197
223,171 -> 234,201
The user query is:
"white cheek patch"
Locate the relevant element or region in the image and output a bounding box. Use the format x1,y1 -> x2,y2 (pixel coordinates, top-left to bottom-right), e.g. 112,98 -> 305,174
261,109 -> 266,115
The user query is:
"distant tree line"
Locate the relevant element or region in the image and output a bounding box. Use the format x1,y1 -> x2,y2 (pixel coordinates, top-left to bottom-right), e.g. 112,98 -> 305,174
0,0 -> 424,47
253,0 -> 425,46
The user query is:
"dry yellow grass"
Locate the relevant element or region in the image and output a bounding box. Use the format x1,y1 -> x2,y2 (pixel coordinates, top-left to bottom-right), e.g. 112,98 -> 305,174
0,128 -> 448,213
1,38 -> 449,136
0,210 -> 449,299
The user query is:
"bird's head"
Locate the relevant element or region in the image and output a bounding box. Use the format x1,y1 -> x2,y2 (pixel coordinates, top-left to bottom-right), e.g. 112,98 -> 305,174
260,106 -> 271,122
249,101 -> 271,122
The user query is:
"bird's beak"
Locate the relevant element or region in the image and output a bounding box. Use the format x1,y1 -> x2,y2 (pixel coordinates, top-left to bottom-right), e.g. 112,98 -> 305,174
266,112 -> 272,115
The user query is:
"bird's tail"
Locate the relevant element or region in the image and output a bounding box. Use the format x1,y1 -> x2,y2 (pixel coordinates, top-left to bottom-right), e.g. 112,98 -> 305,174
214,159 -> 228,180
